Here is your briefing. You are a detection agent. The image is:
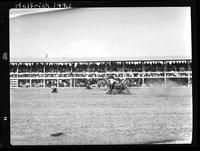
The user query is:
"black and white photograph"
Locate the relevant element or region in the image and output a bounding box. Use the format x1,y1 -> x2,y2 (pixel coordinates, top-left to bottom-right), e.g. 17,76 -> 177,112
9,7 -> 192,145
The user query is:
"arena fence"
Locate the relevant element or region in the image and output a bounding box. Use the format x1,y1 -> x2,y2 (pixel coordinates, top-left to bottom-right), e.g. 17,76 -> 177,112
10,71 -> 192,88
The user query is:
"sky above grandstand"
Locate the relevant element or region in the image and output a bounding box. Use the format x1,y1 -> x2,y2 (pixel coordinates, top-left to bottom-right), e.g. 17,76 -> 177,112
10,7 -> 191,59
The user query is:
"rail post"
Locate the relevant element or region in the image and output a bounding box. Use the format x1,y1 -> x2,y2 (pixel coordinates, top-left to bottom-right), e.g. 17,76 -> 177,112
142,72 -> 145,87
57,79 -> 59,88
142,61 -> 145,87
73,79 -> 76,87
164,72 -> 166,86
30,79 -> 32,87
70,78 -> 72,87
43,79 -> 45,88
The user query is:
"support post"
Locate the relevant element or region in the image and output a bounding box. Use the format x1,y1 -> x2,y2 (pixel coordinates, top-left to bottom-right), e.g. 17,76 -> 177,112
163,61 -> 166,86
141,61 -> 145,87
43,63 -> 45,87
163,61 -> 166,71
105,62 -> 107,77
105,62 -> 107,72
122,62 -> 125,72
17,63 -> 19,87
43,79 -> 45,88
87,62 -> 90,72
73,79 -> 76,87
17,63 -> 18,77
71,63 -> 73,72
57,63 -> 58,73
30,63 -> 32,72
142,61 -> 145,72
142,72 -> 145,86
70,78 -> 72,87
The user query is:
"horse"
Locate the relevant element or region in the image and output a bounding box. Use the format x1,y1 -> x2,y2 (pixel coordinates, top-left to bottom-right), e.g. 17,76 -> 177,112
103,78 -> 130,94
97,79 -> 107,89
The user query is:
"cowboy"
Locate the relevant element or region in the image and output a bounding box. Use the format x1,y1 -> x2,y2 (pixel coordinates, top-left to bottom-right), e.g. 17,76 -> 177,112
109,75 -> 118,92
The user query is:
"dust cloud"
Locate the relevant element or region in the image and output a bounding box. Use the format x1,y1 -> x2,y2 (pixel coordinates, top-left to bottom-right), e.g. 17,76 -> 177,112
135,80 -> 191,97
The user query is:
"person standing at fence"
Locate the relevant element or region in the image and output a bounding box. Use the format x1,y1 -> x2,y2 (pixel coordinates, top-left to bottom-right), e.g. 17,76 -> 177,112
51,84 -> 58,93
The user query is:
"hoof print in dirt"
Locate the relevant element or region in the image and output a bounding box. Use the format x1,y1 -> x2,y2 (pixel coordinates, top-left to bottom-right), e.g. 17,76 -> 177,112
50,132 -> 64,137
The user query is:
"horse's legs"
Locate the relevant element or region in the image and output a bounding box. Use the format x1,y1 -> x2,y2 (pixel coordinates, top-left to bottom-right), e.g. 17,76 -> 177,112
107,90 -> 112,94
106,89 -> 110,94
106,85 -> 111,94
109,83 -> 116,94
106,85 -> 113,94
107,88 -> 112,94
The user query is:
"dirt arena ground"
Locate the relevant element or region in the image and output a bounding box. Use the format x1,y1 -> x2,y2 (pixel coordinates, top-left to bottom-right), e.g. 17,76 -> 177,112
10,87 -> 192,145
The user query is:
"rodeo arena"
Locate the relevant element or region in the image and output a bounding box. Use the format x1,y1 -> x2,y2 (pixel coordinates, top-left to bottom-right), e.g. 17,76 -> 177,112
10,55 -> 193,145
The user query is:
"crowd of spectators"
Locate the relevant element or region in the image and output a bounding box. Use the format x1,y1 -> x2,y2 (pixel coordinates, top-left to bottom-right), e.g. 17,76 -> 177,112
18,79 -> 71,87
10,61 -> 191,73
11,60 -> 192,88
165,61 -> 190,72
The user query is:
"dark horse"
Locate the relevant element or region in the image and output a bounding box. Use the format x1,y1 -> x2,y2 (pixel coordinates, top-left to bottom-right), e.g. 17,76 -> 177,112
97,79 -> 107,89
102,78 -> 130,94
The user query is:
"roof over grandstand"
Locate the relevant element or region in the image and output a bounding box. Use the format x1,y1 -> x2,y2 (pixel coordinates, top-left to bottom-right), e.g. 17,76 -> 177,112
10,55 -> 191,63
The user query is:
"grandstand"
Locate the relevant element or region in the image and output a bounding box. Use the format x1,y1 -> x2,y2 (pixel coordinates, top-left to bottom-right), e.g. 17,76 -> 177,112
9,56 -> 192,88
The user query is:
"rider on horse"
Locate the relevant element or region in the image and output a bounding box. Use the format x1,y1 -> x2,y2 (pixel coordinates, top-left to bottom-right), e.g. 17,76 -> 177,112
108,75 -> 118,93
106,74 -> 130,94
